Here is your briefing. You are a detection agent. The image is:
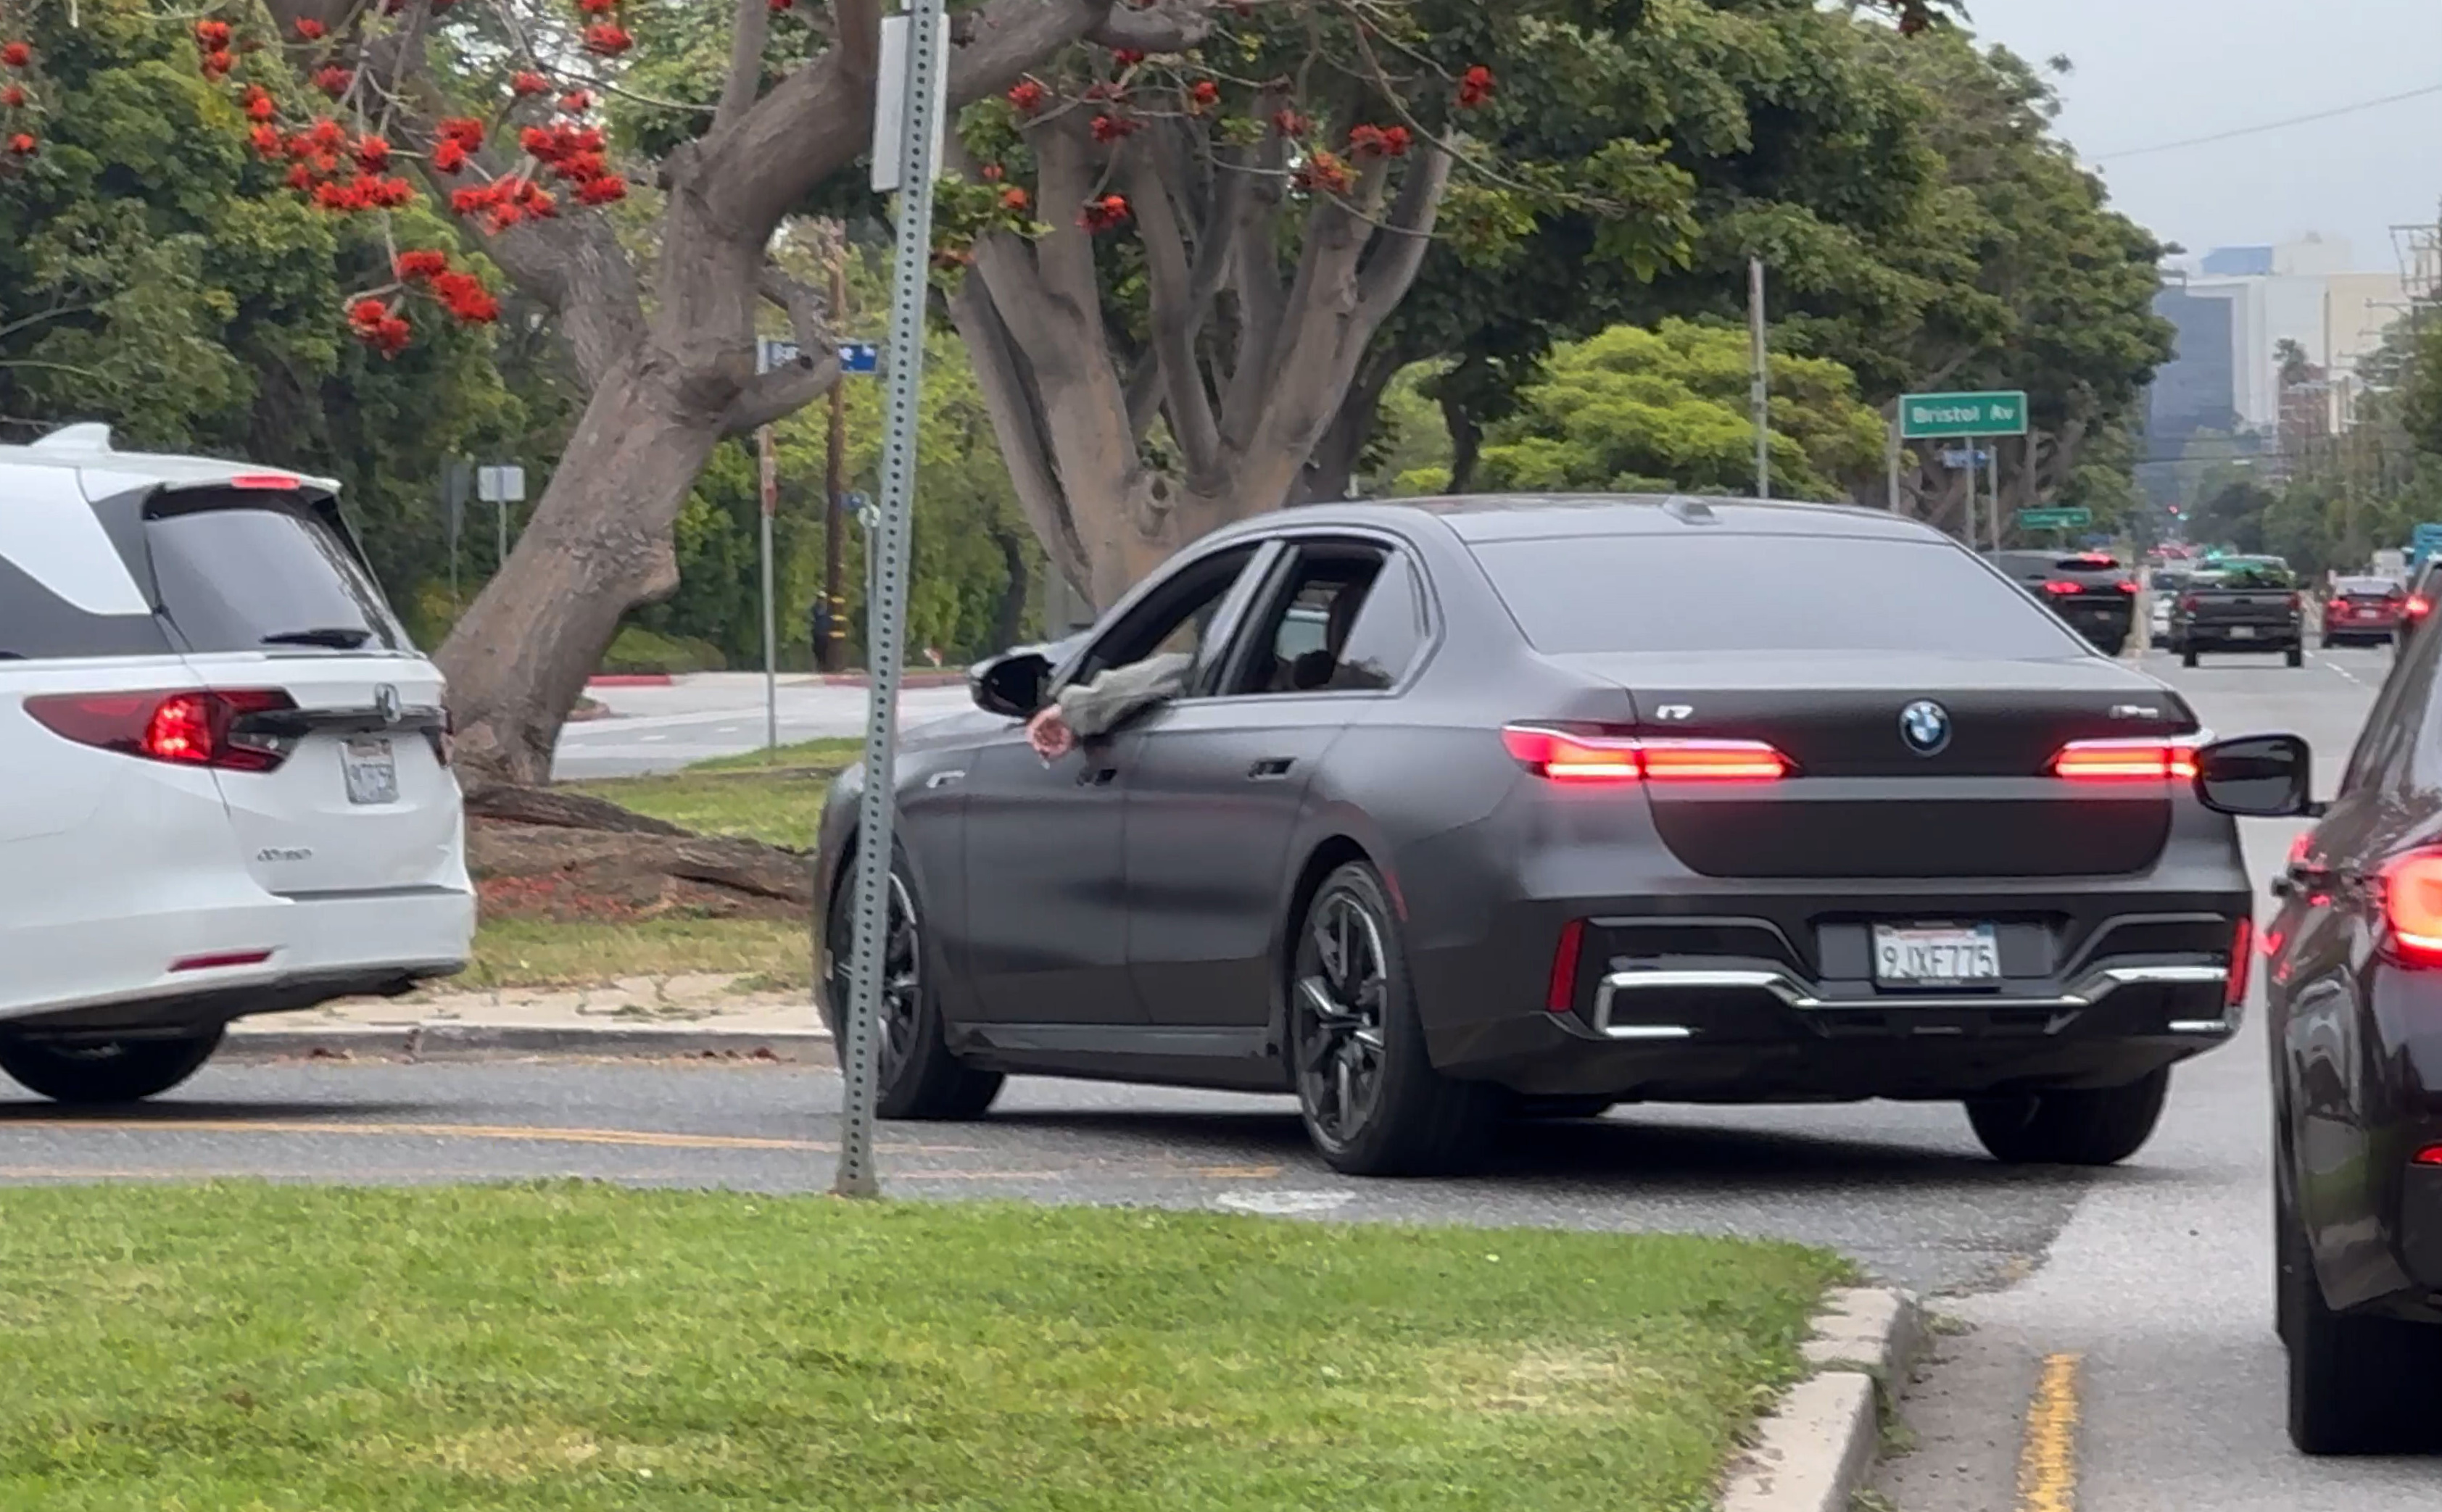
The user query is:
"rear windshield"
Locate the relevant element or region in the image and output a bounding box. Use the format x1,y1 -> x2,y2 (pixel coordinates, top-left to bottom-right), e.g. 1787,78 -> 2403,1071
2338,578 -> 2398,596
146,494 -> 407,655
2213,560 -> 2295,589
1469,534 -> 2087,657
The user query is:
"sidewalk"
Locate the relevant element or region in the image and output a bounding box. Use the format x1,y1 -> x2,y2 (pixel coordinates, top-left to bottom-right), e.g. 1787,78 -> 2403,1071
224,974 -> 835,1063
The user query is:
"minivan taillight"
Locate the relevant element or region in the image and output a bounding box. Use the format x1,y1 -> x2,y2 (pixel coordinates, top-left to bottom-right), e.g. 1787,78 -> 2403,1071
2048,738 -> 2201,781
1501,726 -> 1790,783
25,689 -> 299,772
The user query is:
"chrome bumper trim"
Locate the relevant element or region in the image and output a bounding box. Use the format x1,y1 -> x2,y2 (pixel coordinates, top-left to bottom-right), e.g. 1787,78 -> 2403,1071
1592,963 -> 2231,1039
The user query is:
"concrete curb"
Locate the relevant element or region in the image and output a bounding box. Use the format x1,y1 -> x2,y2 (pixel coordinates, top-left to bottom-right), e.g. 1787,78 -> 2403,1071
222,1023 -> 837,1065
1720,1286 -> 1921,1512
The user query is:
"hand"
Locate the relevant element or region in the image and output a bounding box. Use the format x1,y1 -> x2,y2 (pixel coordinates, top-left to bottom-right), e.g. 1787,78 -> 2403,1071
1026,706 -> 1076,761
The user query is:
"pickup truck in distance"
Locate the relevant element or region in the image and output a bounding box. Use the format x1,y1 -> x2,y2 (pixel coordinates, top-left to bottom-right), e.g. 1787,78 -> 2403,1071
2172,556 -> 2304,668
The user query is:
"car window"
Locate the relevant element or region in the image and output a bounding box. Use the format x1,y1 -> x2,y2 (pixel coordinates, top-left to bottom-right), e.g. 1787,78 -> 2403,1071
0,549 -> 174,660
1070,545 -> 1259,690
1326,557 -> 1428,691
1470,534 -> 2087,657
146,493 -> 407,654
1223,545 -> 1388,695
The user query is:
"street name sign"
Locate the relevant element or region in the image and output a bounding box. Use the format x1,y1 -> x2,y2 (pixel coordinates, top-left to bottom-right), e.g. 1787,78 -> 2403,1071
1902,391 -> 2029,439
2016,506 -> 2090,530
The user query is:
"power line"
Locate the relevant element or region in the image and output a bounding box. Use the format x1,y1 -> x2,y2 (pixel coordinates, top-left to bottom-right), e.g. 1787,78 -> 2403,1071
2094,81 -> 2442,162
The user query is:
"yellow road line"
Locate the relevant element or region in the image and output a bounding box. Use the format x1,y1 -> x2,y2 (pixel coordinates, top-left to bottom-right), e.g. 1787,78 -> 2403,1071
0,1119 -> 980,1155
2016,1351 -> 2081,1512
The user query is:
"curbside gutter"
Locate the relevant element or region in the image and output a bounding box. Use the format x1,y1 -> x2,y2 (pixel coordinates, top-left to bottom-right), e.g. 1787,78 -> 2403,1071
1720,1286 -> 1922,1512
222,1021 -> 838,1065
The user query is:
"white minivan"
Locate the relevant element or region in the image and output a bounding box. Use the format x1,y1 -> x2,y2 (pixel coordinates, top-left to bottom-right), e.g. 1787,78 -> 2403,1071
0,423 -> 473,1101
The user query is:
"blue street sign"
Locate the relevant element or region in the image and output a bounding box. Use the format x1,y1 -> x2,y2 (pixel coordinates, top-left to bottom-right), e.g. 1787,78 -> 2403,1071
840,341 -> 881,375
1936,447 -> 1992,469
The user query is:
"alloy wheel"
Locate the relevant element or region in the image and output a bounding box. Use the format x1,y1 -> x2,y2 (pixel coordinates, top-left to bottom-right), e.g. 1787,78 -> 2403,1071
1294,888 -> 1391,1147
828,870 -> 922,1092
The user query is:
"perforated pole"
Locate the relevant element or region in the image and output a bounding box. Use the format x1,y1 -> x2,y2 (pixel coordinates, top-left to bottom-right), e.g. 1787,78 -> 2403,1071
835,0 -> 946,1200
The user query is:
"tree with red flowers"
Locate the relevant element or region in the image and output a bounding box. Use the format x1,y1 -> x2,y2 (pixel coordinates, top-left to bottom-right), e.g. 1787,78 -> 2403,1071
941,0 -> 1958,605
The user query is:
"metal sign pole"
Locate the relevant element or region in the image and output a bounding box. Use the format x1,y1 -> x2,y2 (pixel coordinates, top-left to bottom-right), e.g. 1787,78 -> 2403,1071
1987,442 -> 2001,549
835,0 -> 948,1200
756,341 -> 779,758
1749,257 -> 1769,500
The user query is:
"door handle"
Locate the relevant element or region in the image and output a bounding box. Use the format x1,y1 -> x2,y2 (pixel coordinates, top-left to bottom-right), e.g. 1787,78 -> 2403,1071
1247,757 -> 1295,781
925,769 -> 966,790
1077,765 -> 1119,788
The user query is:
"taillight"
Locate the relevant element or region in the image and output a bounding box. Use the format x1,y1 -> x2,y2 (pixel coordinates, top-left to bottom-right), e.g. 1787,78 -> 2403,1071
2048,737 -> 2201,781
2179,594 -> 2200,612
2410,594 -> 2433,620
2041,580 -> 2082,596
1547,919 -> 1586,1013
2378,851 -> 2442,965
2286,592 -> 2303,611
2114,581 -> 2138,594
1500,726 -> 1790,783
227,473 -> 301,490
2225,916 -> 2252,1008
24,689 -> 298,772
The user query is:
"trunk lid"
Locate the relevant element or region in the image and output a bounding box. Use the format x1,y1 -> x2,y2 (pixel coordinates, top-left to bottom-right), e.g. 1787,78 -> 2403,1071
1553,650 -> 2191,879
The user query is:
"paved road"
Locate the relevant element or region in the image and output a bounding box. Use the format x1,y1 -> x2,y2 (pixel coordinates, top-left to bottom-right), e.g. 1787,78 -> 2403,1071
553,674 -> 973,778
9,642 -> 2410,1500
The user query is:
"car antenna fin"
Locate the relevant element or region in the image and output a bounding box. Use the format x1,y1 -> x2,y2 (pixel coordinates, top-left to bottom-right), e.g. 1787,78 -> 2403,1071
1665,497 -> 1719,526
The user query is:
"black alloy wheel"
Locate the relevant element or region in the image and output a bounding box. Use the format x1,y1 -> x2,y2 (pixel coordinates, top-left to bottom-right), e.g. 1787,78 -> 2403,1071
1288,863 -> 1496,1176
0,1028 -> 223,1104
822,855 -> 1001,1121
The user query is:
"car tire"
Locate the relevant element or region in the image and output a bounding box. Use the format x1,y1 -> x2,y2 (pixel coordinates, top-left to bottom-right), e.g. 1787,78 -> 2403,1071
1288,861 -> 1497,1176
1965,1068 -> 2169,1166
1513,1094 -> 1616,1121
2287,645 -> 2306,668
2181,647 -> 2200,668
2280,1182 -> 2442,1454
821,850 -> 1002,1122
0,1027 -> 223,1104
2095,631 -> 2129,657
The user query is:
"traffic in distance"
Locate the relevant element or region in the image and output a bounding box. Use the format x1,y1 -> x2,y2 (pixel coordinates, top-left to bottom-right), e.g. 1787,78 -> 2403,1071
814,494 -> 2291,1176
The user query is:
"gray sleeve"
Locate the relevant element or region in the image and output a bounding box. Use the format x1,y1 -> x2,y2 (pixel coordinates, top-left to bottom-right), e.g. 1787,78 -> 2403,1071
1054,652 -> 1193,740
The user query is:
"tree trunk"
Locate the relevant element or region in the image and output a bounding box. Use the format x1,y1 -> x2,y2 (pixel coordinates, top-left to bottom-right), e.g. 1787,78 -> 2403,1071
1442,389 -> 1483,494
991,519 -> 1031,650
436,360 -> 729,784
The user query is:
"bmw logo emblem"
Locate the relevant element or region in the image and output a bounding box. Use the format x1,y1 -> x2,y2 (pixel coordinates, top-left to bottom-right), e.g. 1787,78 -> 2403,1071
1899,699 -> 1951,756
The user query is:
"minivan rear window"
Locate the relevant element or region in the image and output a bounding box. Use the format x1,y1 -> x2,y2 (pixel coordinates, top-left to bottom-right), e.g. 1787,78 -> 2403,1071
1470,534 -> 2087,657
146,494 -> 407,655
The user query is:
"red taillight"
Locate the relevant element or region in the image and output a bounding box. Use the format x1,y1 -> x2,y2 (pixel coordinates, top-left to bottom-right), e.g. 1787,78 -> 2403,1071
2378,851 -> 2442,965
2048,738 -> 2202,782
2041,580 -> 2082,596
2414,1145 -> 2442,1167
1500,726 -> 1789,783
2287,831 -> 2313,868
2286,591 -> 2303,611
1547,919 -> 1586,1014
2179,594 -> 2201,612
24,689 -> 297,772
2225,916 -> 2252,1008
227,473 -> 301,490
2114,581 -> 2137,594
2409,594 -> 2433,620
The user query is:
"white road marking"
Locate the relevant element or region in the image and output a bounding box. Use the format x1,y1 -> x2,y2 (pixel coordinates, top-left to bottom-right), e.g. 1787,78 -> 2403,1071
1212,1189 -> 1356,1216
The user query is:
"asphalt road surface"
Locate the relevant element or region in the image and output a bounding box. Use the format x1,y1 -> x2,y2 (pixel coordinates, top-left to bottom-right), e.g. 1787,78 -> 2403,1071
552,675 -> 974,778
2,641 -> 2413,1504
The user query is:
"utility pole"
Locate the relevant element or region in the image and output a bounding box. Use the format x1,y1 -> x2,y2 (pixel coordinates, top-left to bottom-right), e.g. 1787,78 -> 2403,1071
822,255 -> 850,674
837,0 -> 948,1200
1987,444 -> 2002,549
1886,412 -> 1903,513
755,341 -> 780,758
1749,257 -> 1770,500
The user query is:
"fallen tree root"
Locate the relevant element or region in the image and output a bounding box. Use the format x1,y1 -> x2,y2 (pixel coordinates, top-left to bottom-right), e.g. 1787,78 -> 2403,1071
465,784 -> 814,919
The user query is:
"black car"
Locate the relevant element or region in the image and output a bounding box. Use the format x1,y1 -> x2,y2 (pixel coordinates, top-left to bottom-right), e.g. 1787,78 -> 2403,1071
2397,557 -> 2442,656
814,495 -> 2281,1176
1987,549 -> 2138,655
2173,555 -> 2306,667
2265,607 -> 2442,1453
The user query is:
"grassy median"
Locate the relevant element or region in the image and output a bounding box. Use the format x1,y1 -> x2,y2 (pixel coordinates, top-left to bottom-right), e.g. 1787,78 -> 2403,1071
0,1184 -> 1839,1510
562,736 -> 864,852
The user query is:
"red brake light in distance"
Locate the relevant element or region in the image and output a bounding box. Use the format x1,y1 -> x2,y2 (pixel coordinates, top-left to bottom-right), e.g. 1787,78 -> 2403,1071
2286,592 -> 2303,611
25,689 -> 297,772
2041,580 -> 2082,596
2048,738 -> 2202,782
2225,917 -> 2252,1009
1547,919 -> 1586,1013
2378,851 -> 2442,965
2180,594 -> 2201,612
1500,726 -> 1789,783
2114,581 -> 2138,593
2410,594 -> 2433,620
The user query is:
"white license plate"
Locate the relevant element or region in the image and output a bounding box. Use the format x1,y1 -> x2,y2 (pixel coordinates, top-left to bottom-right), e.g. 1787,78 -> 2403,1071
1873,924 -> 2000,986
342,736 -> 399,805
2229,626 -> 2256,639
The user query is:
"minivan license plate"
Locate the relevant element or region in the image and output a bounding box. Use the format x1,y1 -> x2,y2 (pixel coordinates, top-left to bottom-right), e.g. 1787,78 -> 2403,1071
1873,924 -> 2000,986
342,736 -> 399,805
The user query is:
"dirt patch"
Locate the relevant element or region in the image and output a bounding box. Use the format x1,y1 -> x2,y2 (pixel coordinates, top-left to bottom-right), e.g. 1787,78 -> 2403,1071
467,784 -> 812,926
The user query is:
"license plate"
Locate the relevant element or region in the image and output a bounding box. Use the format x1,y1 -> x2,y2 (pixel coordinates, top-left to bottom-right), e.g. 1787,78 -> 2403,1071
1872,924 -> 2000,986
2229,625 -> 2255,639
342,736 -> 399,805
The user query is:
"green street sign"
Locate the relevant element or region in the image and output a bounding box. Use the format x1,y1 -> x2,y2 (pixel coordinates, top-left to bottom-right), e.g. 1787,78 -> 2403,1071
2016,507 -> 2091,530
1901,390 -> 2029,439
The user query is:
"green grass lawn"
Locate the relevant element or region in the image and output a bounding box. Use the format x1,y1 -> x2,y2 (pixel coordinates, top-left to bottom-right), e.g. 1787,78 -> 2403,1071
463,917 -> 811,990
0,1185 -> 1841,1511
561,738 -> 862,851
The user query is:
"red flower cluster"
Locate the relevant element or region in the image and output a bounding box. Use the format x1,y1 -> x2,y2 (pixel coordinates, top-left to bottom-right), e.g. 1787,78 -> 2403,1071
242,83 -> 276,122
1,41 -> 30,68
313,65 -> 353,98
1090,113 -> 1138,144
1272,108 -> 1309,138
293,18 -> 326,41
518,119 -> 624,203
1110,49 -> 1145,67
432,115 -> 486,174
769,0 -> 794,11
582,22 -> 632,56
1293,149 -> 1354,196
1188,80 -> 1220,111
395,249 -> 450,281
264,117 -> 413,211
191,21 -> 232,80
1,86 -> 24,109
451,174 -> 558,233
429,269 -> 500,323
1008,80 -> 1046,116
349,298 -> 412,357
1347,123 -> 1412,159
578,0 -> 617,12
1000,186 -> 1030,212
6,131 -> 33,157
511,70 -> 550,96
1079,193 -> 1130,233
558,91 -> 594,114
1457,65 -> 1495,109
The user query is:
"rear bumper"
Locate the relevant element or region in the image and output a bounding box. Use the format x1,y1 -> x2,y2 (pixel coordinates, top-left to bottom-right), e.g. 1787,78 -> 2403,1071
0,884 -> 474,1034
2185,624 -> 2301,649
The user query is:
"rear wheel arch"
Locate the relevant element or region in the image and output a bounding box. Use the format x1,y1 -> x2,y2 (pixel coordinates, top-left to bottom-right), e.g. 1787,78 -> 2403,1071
1270,835 -> 1381,1058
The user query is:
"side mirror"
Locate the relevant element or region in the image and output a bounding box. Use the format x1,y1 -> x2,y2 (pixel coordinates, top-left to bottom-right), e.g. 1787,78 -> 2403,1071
2193,733 -> 2318,818
969,649 -> 1053,719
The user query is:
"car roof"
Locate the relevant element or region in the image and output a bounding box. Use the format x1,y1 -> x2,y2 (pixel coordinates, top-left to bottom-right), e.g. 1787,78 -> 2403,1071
1216,493 -> 1945,547
0,423 -> 341,496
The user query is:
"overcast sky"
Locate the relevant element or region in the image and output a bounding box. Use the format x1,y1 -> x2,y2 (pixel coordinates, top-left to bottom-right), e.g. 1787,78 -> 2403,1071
1964,0 -> 2442,274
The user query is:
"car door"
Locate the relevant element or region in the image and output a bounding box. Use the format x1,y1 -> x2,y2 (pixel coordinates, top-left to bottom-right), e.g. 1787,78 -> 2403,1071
1124,539 -> 1432,1029
957,542 -> 1268,1026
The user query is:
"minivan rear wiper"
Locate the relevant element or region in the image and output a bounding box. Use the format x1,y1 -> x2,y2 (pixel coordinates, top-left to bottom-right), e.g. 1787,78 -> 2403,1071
260,627 -> 374,649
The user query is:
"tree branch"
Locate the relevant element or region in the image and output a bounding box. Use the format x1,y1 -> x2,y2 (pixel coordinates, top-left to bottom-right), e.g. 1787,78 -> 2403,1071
1123,146 -> 1222,482
714,0 -> 774,134
1354,146 -> 1452,321
1217,136 -> 1291,449
951,274 -> 1092,593
1088,0 -> 1215,52
721,267 -> 843,436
